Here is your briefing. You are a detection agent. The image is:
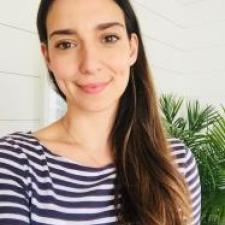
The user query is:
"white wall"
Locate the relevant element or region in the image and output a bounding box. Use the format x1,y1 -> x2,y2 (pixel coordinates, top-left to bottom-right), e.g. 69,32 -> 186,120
0,0 -> 46,136
131,0 -> 225,107
130,0 -> 185,95
179,0 -> 225,106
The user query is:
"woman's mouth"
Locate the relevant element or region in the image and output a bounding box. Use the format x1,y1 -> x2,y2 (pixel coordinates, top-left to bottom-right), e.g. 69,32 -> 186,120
77,80 -> 111,94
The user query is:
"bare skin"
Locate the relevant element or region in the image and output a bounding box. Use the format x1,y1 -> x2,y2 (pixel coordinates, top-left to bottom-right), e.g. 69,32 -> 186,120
32,108 -> 116,168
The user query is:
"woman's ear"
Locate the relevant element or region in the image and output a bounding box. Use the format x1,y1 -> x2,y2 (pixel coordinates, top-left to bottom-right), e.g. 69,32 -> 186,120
129,33 -> 139,66
41,43 -> 52,71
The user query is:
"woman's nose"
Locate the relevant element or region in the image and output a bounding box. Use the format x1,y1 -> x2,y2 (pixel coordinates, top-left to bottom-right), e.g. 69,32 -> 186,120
79,43 -> 102,75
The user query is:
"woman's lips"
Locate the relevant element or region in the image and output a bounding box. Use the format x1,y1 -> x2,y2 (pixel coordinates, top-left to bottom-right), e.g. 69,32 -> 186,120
77,81 -> 110,94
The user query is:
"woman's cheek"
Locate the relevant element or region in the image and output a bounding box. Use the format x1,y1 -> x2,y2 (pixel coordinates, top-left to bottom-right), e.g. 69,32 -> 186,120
110,52 -> 131,75
109,56 -> 131,91
50,57 -> 77,80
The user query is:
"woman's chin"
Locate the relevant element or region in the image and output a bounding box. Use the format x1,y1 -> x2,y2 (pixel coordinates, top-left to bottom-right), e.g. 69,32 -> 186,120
67,98 -> 119,115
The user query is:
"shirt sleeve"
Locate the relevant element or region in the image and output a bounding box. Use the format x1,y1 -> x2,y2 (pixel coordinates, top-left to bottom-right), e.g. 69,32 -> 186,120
184,146 -> 201,225
0,136 -> 30,225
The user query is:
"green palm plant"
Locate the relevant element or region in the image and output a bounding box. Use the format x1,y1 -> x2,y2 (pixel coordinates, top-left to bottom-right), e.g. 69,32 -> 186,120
201,107 -> 225,225
160,94 -> 225,225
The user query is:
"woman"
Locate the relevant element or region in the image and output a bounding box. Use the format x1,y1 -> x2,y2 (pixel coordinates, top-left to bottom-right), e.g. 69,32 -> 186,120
0,0 -> 201,224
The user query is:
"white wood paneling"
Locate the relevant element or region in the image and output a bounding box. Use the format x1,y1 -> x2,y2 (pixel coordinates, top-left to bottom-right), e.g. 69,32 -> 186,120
183,47 -> 225,72
0,73 -> 41,120
133,1 -> 184,49
0,0 -> 40,32
0,26 -> 40,75
0,0 -> 45,136
143,36 -> 184,73
177,0 -> 225,105
0,121 -> 40,137
185,24 -> 225,49
133,0 -> 183,23
131,0 -> 225,106
131,0 -> 186,85
176,0 -> 209,7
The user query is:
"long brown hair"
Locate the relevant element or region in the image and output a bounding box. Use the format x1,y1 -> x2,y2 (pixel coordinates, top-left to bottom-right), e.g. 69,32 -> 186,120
36,0 -> 191,224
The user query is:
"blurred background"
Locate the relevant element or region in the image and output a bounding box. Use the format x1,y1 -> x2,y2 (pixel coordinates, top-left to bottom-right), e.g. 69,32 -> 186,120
0,0 -> 224,135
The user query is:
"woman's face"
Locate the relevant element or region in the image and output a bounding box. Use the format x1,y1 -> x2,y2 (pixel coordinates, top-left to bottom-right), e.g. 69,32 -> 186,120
42,0 -> 139,113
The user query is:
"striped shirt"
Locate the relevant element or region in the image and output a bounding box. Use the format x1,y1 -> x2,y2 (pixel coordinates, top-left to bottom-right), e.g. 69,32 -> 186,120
0,131 -> 201,225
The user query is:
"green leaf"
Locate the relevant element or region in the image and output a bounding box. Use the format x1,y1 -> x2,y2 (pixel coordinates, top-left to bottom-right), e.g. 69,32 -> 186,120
160,93 -> 225,225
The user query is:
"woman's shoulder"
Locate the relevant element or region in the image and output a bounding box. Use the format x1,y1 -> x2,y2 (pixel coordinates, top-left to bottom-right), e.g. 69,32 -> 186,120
0,131 -> 43,161
168,138 -> 201,224
168,137 -> 189,156
167,137 -> 199,177
0,130 -> 39,145
0,131 -> 34,191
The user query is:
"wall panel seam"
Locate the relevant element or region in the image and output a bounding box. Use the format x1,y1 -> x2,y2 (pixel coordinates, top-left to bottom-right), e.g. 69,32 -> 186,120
0,22 -> 36,34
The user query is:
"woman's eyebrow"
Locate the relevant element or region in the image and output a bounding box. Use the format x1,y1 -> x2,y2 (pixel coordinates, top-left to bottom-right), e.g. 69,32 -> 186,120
97,22 -> 125,30
49,22 -> 125,39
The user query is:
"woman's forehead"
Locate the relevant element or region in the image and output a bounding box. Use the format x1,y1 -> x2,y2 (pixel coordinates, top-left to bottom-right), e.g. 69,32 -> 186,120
46,0 -> 126,33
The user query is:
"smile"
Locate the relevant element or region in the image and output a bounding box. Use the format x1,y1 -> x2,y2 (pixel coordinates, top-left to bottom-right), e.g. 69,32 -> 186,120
77,80 -> 111,95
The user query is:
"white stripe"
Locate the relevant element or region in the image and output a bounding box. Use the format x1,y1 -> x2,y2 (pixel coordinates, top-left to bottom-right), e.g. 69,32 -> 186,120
192,203 -> 201,217
0,178 -> 22,187
17,143 -> 45,159
28,159 -> 116,184
54,183 -> 114,193
167,138 -> 183,143
28,159 -> 115,178
32,214 -> 117,225
28,166 -> 116,188
170,142 -> 185,148
50,172 -> 116,185
11,138 -> 43,150
188,176 -> 201,191
32,182 -> 120,202
0,202 -> 28,211
171,149 -> 186,157
8,134 -> 37,143
22,166 -> 115,193
48,161 -> 116,177
171,149 -> 186,155
192,195 -> 201,208
0,141 -> 19,149
0,189 -> 26,200
0,157 -> 27,172
185,166 -> 198,183
191,211 -> 201,225
173,157 -> 186,164
0,146 -> 25,159
0,168 -> 29,186
190,186 -> 201,200
185,148 -> 193,161
0,213 -> 29,223
32,197 -> 118,214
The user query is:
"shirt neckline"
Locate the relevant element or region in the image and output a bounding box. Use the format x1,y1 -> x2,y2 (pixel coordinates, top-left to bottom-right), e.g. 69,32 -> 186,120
23,131 -> 116,171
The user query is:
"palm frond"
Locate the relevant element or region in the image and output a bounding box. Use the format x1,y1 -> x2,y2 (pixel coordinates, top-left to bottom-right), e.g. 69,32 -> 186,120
160,94 -> 225,225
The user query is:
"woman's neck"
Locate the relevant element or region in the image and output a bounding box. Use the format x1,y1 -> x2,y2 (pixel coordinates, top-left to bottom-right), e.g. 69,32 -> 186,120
60,104 -> 118,153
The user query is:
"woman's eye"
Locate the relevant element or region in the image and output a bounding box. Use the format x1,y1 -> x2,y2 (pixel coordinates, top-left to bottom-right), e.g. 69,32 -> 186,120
55,41 -> 76,50
103,35 -> 120,44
